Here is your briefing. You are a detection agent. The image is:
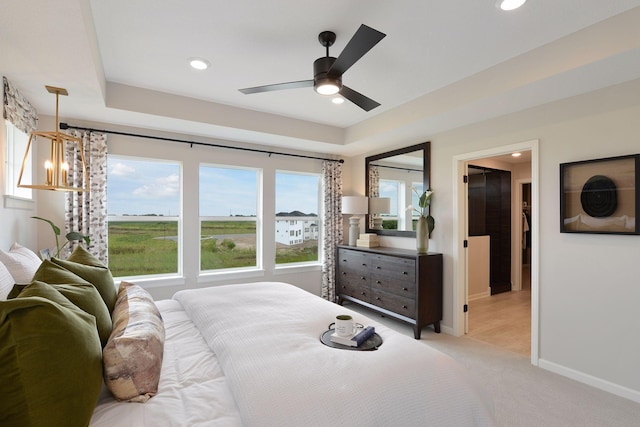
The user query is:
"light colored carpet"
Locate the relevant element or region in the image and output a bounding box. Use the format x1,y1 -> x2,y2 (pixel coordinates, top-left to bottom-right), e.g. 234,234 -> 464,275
347,304 -> 640,426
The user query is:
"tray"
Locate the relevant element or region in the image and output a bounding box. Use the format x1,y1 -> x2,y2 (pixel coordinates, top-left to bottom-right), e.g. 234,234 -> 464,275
319,328 -> 383,351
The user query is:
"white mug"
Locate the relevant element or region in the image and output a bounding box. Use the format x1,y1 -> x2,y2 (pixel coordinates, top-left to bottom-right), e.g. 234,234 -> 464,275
335,314 -> 357,337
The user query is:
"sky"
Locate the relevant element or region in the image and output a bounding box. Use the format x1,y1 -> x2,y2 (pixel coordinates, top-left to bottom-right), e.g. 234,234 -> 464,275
107,156 -> 319,217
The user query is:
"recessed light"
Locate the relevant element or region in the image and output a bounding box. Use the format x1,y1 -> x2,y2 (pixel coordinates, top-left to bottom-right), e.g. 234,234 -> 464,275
332,97 -> 345,105
512,152 -> 522,157
189,58 -> 210,70
497,0 -> 527,11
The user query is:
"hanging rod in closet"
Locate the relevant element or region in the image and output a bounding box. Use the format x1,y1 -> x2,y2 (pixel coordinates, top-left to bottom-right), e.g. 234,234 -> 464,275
59,122 -> 344,164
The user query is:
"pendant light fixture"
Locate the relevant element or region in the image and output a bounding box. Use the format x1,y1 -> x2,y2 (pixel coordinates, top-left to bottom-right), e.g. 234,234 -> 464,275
17,86 -> 88,192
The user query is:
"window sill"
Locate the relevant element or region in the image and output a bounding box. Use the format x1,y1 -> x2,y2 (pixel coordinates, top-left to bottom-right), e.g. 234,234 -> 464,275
197,268 -> 265,285
273,263 -> 322,275
3,195 -> 35,210
114,274 -> 186,289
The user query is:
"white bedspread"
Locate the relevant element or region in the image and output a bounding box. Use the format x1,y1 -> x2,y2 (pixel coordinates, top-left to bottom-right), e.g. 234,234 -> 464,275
174,282 -> 494,427
90,299 -> 243,427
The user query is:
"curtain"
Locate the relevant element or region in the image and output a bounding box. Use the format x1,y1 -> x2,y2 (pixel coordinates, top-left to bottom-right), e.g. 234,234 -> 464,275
321,160 -> 343,302
63,129 -> 108,263
3,76 -> 38,133
368,165 -> 379,228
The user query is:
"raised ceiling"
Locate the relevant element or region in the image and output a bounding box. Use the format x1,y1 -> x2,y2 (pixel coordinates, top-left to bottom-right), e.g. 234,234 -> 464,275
2,0 -> 640,155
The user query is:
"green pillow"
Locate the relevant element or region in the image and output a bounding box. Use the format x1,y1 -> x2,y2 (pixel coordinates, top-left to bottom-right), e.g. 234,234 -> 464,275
31,260 -> 112,346
51,246 -> 117,312
0,281 -> 102,427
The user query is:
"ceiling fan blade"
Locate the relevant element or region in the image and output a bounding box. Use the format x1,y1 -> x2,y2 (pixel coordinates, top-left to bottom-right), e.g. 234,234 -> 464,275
341,85 -> 381,112
328,24 -> 386,77
239,80 -> 313,94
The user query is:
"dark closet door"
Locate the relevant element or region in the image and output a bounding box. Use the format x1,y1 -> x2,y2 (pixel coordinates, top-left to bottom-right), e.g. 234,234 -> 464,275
468,167 -> 512,295
485,170 -> 511,295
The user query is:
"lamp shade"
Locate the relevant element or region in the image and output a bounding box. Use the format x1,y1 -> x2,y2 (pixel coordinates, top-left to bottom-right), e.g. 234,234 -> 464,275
342,196 -> 368,215
369,197 -> 391,214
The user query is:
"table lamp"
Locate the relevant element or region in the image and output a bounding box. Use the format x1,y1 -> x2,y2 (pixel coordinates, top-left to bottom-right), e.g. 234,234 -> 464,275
342,196 -> 368,246
369,197 -> 391,230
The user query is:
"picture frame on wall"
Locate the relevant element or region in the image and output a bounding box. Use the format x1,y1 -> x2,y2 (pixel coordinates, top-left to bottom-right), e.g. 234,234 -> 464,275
560,154 -> 640,235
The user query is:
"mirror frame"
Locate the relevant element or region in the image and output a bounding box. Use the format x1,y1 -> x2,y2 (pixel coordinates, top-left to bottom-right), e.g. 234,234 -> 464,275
365,141 -> 431,237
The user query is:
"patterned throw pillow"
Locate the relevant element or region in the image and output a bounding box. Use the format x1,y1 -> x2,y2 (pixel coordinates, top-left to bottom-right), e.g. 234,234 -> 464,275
103,281 -> 165,402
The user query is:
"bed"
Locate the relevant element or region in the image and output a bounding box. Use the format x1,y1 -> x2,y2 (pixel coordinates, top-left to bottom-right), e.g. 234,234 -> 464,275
90,281 -> 494,427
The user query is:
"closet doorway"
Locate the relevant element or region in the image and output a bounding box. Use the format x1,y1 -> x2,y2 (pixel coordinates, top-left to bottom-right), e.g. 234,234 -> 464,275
461,149 -> 534,358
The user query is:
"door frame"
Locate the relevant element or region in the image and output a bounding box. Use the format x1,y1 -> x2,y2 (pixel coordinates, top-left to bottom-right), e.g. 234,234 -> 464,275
452,139 -> 540,365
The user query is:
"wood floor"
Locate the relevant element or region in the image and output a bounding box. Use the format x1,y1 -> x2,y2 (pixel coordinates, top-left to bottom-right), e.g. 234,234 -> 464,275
467,265 -> 531,356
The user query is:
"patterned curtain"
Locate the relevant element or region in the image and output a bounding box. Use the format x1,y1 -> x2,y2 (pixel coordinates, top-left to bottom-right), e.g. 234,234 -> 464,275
321,160 -> 343,302
3,76 -> 38,133
63,129 -> 108,263
368,165 -> 380,228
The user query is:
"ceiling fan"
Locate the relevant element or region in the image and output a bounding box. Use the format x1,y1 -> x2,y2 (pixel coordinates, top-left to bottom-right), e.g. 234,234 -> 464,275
239,24 -> 386,112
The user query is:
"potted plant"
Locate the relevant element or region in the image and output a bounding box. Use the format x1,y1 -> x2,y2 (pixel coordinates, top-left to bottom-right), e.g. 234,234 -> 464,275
408,189 -> 434,254
32,216 -> 90,258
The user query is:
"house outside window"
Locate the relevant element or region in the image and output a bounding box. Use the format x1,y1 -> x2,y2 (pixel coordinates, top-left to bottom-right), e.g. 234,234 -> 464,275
106,155 -> 181,278
275,171 -> 320,265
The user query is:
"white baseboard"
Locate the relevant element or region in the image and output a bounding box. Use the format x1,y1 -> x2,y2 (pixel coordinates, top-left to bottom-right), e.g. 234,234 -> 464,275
468,289 -> 491,301
538,359 -> 640,403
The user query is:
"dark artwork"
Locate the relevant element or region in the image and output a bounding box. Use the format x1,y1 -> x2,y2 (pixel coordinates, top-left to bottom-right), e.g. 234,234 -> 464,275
580,175 -> 617,217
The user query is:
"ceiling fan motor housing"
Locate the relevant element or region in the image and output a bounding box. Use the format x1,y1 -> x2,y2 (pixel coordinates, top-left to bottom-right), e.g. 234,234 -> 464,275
313,56 -> 342,95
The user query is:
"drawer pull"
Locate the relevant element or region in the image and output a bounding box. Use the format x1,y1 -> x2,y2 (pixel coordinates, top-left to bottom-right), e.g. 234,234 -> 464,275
360,292 -> 366,296
376,297 -> 381,301
376,266 -> 381,269
402,271 -> 408,275
342,271 -> 346,275
361,263 -> 367,266
361,276 -> 366,280
402,305 -> 408,309
376,280 -> 381,284
402,287 -> 408,291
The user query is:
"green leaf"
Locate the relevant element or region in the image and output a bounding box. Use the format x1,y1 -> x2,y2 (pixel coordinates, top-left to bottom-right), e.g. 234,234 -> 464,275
427,215 -> 435,237
31,216 -> 61,236
66,232 -> 90,246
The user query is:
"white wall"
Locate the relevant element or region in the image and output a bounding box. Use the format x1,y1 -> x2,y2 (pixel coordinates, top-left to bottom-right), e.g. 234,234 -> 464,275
346,78 -> 640,398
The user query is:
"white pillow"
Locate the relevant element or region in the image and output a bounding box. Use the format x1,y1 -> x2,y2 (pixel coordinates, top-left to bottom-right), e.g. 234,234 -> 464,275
0,261 -> 15,300
0,243 -> 42,284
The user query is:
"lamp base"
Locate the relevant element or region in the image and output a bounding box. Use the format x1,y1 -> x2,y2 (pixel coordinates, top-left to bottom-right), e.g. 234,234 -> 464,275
348,216 -> 360,246
372,216 -> 383,230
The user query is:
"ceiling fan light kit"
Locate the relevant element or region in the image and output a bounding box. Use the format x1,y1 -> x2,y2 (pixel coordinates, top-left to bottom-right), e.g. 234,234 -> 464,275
497,0 -> 527,11
239,24 -> 386,111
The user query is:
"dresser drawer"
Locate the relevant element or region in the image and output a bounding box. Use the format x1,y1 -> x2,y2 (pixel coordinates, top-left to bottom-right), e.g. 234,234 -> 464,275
372,255 -> 416,283
338,249 -> 371,273
370,274 -> 416,297
370,289 -> 416,319
338,281 -> 370,302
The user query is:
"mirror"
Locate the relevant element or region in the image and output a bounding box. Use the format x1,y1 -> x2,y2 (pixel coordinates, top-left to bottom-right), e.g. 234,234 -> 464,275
365,142 -> 430,237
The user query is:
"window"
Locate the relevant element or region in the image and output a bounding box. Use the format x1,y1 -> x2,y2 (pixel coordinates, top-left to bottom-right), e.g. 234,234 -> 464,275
4,121 -> 32,199
199,165 -> 259,271
379,179 -> 402,230
275,171 -> 320,265
106,155 -> 181,278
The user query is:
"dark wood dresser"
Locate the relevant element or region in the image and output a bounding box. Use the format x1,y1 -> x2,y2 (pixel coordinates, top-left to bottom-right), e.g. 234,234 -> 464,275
336,245 -> 443,339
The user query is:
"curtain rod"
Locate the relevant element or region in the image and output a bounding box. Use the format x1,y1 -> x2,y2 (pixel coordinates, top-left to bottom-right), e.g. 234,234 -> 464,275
370,163 -> 422,173
59,122 -> 344,164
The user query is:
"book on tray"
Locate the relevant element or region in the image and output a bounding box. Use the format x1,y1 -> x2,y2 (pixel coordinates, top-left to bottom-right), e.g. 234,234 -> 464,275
330,326 -> 375,347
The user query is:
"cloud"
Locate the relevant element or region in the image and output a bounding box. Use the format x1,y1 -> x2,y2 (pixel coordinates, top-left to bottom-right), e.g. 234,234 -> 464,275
110,162 -> 137,177
132,174 -> 179,199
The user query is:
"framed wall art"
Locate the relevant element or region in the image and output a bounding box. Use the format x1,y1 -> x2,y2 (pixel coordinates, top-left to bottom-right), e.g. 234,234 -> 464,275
560,154 -> 640,234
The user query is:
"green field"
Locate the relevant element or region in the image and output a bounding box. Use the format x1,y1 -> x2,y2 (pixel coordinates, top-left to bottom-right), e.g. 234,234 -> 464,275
108,220 -> 318,277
